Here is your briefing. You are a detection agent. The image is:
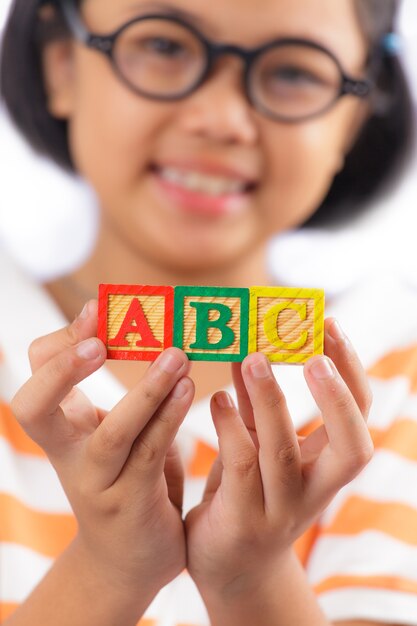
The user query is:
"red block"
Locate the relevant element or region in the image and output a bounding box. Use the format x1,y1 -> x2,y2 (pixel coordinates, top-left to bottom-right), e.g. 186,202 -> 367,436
98,284 -> 174,361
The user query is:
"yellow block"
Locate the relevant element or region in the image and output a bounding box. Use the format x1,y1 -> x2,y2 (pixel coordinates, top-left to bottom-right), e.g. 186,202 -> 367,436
249,287 -> 325,363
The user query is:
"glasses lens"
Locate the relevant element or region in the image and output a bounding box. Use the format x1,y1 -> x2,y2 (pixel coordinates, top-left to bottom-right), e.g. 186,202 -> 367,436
113,18 -> 206,98
249,43 -> 342,120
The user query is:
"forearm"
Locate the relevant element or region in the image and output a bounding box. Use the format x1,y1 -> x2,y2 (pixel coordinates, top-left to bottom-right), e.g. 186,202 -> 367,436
197,549 -> 329,626
5,537 -> 157,626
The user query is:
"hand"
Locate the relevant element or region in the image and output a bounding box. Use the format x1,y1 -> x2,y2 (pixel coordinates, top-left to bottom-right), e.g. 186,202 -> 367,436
11,301 -> 195,600
185,318 -> 373,598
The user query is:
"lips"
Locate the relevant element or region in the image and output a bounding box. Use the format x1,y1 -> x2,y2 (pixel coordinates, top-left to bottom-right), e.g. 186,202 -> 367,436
149,162 -> 258,216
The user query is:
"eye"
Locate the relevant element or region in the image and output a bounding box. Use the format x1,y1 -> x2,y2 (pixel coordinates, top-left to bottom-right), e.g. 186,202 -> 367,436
270,65 -> 325,86
141,37 -> 186,57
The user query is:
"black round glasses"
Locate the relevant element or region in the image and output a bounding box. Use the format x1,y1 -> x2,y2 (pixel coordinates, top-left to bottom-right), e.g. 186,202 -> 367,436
54,0 -> 373,123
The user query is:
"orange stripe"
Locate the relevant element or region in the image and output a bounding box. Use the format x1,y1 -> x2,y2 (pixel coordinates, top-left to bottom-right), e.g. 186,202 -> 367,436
0,402 -> 46,458
368,343 -> 417,392
297,417 -> 323,438
293,523 -> 320,567
370,418 -> 417,462
0,493 -> 77,558
323,496 -> 417,546
0,603 -> 18,621
314,574 -> 417,596
188,440 -> 217,477
296,414 -> 417,464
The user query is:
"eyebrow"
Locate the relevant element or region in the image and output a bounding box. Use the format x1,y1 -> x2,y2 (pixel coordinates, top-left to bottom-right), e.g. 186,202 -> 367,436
124,2 -> 211,30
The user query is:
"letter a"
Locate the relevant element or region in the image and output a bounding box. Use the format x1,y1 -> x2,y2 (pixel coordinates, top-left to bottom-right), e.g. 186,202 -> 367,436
108,298 -> 162,348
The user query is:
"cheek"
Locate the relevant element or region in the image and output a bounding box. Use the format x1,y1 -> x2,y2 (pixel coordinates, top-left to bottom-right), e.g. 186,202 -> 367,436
67,50 -> 166,193
261,108 -> 354,227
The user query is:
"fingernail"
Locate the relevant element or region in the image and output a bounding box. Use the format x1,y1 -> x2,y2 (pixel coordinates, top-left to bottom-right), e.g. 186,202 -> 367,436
76,338 -> 101,360
309,357 -> 335,380
172,379 -> 188,399
158,351 -> 184,374
215,391 -> 235,409
249,354 -> 270,379
328,319 -> 348,343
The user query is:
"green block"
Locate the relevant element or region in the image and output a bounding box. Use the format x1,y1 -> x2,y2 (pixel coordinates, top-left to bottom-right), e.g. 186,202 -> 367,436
174,286 -> 249,362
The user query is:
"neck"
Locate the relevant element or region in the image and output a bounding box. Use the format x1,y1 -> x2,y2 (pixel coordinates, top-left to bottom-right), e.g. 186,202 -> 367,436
46,221 -> 273,323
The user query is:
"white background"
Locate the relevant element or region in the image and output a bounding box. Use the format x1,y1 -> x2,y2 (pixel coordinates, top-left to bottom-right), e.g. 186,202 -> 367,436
0,0 -> 416,294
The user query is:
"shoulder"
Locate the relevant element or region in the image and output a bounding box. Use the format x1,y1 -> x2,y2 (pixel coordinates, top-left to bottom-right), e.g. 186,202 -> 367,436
0,248 -> 67,400
327,272 -> 417,373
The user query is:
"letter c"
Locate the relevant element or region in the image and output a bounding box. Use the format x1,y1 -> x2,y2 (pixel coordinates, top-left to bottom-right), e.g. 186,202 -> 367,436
263,302 -> 308,350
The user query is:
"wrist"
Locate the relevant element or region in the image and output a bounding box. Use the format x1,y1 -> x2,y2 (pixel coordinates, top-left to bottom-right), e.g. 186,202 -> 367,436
11,536 -> 163,626
70,536 -> 160,611
195,550 -> 328,626
194,549 -> 291,607
192,546 -> 293,599
194,549 -> 296,626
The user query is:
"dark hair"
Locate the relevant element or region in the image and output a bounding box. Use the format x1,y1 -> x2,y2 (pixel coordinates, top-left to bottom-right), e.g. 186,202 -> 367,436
0,0 -> 415,226
307,0 -> 416,225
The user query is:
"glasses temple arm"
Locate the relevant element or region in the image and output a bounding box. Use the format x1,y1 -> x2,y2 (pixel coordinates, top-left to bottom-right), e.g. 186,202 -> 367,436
55,0 -> 90,44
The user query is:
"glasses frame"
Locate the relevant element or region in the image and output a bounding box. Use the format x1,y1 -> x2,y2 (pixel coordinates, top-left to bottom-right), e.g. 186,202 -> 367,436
53,0 -> 373,123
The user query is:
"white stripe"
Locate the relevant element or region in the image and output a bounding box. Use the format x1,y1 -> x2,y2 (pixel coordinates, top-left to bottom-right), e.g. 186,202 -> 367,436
0,437 -> 72,514
307,530 -> 417,586
325,272 -> 417,370
0,543 -> 52,604
402,392 -> 417,420
183,477 -> 206,516
318,587 -> 417,625
368,376 -> 412,429
321,449 -> 417,527
368,378 -> 417,431
145,573 -> 209,626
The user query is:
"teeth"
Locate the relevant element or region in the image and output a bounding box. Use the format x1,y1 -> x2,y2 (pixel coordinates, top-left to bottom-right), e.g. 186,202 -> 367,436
160,167 -> 247,196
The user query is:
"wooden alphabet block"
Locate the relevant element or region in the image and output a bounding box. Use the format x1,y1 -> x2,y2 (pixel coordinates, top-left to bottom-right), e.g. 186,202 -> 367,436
98,284 -> 174,361
248,286 -> 325,363
98,284 -> 324,364
173,286 -> 249,361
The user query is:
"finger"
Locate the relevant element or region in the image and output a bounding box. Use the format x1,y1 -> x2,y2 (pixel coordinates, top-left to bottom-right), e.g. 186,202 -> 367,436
201,454 -> 223,503
241,354 -> 302,510
87,348 -> 191,489
298,424 -> 328,464
115,376 -> 194,493
164,441 -> 185,512
231,362 -> 255,428
299,318 -> 373,466
60,386 -> 104,435
29,300 -> 98,372
11,337 -> 106,449
303,356 -> 374,506
210,391 -> 263,513
324,318 -> 373,419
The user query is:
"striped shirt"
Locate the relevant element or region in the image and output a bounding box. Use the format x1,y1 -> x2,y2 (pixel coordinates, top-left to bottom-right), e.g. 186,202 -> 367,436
1,251 -> 417,625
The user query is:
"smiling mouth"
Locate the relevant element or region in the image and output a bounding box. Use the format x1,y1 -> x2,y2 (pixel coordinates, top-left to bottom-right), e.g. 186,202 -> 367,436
150,165 -> 258,197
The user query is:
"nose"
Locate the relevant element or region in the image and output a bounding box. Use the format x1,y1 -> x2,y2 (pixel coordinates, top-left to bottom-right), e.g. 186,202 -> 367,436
176,58 -> 259,145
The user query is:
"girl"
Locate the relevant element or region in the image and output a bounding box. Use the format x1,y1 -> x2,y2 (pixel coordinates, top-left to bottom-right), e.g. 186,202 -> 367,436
0,0 -> 416,624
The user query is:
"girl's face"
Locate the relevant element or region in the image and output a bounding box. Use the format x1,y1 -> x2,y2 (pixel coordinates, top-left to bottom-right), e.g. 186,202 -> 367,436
45,0 -> 368,275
